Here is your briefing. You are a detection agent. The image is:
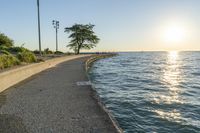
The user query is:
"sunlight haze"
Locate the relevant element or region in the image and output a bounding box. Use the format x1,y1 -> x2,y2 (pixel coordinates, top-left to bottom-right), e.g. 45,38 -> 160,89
0,0 -> 199,52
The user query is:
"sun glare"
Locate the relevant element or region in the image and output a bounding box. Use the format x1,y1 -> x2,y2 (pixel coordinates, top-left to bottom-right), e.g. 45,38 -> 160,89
163,25 -> 186,44
169,51 -> 178,61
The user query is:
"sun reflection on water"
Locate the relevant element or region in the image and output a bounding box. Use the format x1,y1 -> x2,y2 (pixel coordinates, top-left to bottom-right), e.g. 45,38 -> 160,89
168,51 -> 178,62
152,51 -> 185,122
154,109 -> 182,123
164,51 -> 180,85
152,93 -> 184,104
164,51 -> 182,94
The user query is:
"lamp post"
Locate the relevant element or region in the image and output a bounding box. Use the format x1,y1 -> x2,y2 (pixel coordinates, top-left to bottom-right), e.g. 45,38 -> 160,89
52,20 -> 59,52
37,0 -> 42,55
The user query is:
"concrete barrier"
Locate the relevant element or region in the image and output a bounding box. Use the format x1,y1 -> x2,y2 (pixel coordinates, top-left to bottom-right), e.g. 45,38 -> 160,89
85,54 -> 123,133
85,53 -> 117,71
0,55 -> 90,93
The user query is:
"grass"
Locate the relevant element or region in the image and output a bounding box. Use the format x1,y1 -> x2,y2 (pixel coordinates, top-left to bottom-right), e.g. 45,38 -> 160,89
0,34 -> 66,70
0,54 -> 20,69
0,46 -> 38,69
17,50 -> 37,63
0,33 -> 40,70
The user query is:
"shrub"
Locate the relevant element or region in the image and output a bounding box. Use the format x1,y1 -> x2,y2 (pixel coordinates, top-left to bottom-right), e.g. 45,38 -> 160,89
33,50 -> 40,55
54,51 -> 64,54
0,49 -> 10,55
0,54 -> 20,69
0,45 -> 9,51
44,48 -> 53,55
0,46 -> 29,55
0,33 -> 14,47
33,50 -> 45,55
17,50 -> 37,63
8,46 -> 28,54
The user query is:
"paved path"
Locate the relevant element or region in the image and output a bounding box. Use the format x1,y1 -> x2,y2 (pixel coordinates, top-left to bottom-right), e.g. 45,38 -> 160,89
0,56 -> 118,133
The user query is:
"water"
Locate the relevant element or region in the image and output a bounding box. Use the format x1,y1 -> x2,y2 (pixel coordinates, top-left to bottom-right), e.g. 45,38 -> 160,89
88,52 -> 200,133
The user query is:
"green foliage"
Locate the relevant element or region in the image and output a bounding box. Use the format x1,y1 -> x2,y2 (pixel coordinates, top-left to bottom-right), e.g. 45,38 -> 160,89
65,24 -> 100,54
0,45 -> 9,51
0,33 -> 38,69
44,48 -> 53,55
17,50 -> 37,63
0,33 -> 14,47
0,54 -> 20,69
54,51 -> 64,54
33,50 -> 45,55
8,46 -> 27,53
33,50 -> 40,55
0,49 -> 10,55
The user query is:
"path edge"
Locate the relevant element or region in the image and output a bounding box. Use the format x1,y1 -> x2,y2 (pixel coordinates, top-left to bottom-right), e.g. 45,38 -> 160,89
85,54 -> 124,133
0,55 -> 90,93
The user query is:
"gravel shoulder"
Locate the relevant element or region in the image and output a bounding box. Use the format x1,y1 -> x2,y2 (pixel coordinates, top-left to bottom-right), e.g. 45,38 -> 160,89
0,56 -> 118,133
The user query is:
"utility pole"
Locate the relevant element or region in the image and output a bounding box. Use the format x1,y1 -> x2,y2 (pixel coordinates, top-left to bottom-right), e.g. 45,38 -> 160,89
37,0 -> 42,55
52,20 -> 59,52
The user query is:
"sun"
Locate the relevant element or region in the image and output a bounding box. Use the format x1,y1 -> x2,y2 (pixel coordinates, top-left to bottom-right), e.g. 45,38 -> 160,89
163,25 -> 186,43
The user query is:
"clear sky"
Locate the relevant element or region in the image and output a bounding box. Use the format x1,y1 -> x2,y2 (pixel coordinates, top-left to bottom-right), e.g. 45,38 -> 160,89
0,0 -> 200,52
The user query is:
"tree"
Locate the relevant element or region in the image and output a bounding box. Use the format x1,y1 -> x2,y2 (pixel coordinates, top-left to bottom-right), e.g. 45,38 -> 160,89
64,24 -> 99,54
0,33 -> 14,47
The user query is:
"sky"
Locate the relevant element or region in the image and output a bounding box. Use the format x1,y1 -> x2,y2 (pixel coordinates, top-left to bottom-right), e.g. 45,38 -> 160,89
0,0 -> 200,52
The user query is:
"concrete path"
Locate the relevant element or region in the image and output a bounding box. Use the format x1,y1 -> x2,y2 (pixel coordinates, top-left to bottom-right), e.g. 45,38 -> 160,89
0,56 -> 118,133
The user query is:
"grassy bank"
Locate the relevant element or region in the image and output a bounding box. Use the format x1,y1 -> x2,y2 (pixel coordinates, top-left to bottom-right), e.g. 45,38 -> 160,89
0,33 -> 38,69
0,33 -> 67,70
0,46 -> 37,69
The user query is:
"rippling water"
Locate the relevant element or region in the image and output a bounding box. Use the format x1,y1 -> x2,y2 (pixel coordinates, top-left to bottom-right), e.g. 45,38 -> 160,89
88,52 -> 200,133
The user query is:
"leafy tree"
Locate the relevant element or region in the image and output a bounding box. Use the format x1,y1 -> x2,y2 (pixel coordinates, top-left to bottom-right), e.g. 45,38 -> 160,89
0,33 -> 14,47
65,24 -> 99,54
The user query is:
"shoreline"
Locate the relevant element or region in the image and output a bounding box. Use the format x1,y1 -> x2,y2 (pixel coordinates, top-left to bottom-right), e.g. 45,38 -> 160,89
85,53 -> 118,71
85,54 -> 123,133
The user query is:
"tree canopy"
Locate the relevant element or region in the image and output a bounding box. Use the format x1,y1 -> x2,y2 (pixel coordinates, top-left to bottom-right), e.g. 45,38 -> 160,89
0,33 -> 14,47
65,24 -> 99,54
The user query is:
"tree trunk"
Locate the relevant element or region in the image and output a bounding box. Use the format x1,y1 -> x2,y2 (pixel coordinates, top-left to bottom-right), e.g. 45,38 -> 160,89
76,47 -> 80,54
76,44 -> 81,54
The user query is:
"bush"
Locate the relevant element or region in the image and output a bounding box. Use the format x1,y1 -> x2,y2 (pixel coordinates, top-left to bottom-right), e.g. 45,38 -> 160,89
0,45 -> 9,51
8,46 -> 29,54
0,49 -> 10,55
54,51 -> 64,54
33,50 -> 40,55
0,54 -> 20,69
33,50 -> 45,55
44,48 -> 53,55
0,46 -> 29,54
0,33 -> 14,47
17,50 -> 37,63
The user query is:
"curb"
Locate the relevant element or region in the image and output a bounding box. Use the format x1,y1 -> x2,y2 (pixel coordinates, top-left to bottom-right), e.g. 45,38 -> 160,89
0,55 -> 90,93
85,54 -> 123,133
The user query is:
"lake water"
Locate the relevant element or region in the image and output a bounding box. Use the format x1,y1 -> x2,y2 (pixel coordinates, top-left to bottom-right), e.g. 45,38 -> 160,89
88,52 -> 200,133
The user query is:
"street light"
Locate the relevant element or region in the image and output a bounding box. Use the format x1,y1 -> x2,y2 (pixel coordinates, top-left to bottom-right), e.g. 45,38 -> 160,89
37,0 -> 42,55
52,20 -> 59,52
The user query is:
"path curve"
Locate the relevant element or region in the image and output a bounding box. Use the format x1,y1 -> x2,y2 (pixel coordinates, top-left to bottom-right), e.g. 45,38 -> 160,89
0,56 -> 118,133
